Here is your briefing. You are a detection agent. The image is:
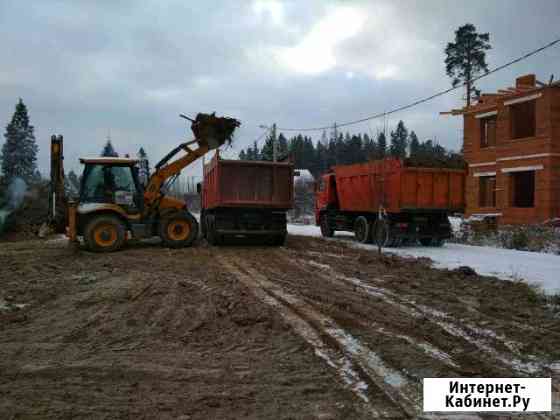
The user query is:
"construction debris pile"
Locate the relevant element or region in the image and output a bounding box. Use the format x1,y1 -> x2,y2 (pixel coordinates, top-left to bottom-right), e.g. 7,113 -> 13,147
190,112 -> 240,147
451,217 -> 560,254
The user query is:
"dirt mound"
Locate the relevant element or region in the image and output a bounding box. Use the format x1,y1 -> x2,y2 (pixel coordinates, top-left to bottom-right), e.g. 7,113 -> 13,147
0,182 -> 49,240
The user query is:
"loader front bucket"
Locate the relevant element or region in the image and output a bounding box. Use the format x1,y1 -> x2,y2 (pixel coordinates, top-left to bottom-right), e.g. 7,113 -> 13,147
191,113 -> 240,150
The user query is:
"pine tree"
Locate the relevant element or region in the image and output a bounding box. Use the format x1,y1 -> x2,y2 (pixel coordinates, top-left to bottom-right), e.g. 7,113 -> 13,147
445,23 -> 491,106
1,99 -> 39,185
346,134 -> 363,164
302,136 -> 315,169
101,139 -> 118,157
277,133 -> 289,160
377,132 -> 387,158
252,141 -> 260,160
315,141 -> 328,175
408,131 -> 420,159
389,121 -> 408,159
137,147 -> 150,185
335,133 -> 345,165
238,149 -> 247,160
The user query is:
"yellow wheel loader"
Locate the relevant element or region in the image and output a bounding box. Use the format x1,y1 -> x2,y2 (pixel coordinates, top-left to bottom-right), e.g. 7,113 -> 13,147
48,113 -> 239,252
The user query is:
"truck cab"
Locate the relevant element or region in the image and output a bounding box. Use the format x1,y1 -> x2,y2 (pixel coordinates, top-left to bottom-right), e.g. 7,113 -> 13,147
314,173 -> 337,228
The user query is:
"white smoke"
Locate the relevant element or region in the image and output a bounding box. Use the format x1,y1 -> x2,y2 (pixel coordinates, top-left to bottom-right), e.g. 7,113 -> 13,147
6,177 -> 27,210
0,177 -> 28,232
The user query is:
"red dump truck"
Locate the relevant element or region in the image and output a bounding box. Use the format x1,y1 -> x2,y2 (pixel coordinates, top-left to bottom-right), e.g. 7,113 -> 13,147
200,153 -> 294,245
315,158 -> 466,247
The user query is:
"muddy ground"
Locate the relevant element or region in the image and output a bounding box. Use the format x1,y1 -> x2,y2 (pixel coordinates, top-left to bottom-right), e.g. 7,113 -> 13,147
1,235 -> 559,419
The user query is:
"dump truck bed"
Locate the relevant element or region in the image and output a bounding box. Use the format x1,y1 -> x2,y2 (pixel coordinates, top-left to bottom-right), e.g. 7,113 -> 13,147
202,154 -> 294,210
333,159 -> 466,213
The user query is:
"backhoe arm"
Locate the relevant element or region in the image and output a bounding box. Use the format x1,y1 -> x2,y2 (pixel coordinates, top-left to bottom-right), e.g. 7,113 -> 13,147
143,112 -> 240,213
144,141 -> 209,206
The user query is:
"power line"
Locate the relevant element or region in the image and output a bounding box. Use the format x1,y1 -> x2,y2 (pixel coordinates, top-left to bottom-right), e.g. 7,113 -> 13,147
276,37 -> 560,132
253,125 -> 272,147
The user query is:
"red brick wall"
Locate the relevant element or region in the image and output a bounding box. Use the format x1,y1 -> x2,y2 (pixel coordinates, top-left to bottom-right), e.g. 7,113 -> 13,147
464,86 -> 560,224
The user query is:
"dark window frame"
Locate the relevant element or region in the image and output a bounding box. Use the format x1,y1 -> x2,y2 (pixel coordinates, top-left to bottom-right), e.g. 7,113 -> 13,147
509,100 -> 536,140
478,175 -> 496,208
510,170 -> 535,208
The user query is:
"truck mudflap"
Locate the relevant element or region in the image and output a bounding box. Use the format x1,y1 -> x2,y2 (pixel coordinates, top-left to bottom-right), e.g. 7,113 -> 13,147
215,229 -> 286,236
203,208 -> 288,245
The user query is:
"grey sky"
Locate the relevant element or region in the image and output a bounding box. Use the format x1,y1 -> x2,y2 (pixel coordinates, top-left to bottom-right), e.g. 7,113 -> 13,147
1,0 -> 559,177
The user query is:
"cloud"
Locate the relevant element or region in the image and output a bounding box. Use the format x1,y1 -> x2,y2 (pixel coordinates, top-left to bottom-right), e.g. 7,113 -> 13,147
0,0 -> 558,179
275,5 -> 367,75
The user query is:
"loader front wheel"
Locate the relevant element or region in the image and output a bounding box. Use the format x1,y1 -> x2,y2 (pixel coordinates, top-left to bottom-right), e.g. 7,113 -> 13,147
159,211 -> 198,248
84,215 -> 126,253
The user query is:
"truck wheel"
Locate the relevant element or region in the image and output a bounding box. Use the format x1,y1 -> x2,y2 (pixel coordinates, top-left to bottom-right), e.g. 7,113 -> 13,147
419,238 -> 433,246
421,238 -> 445,247
84,215 -> 126,252
354,216 -> 371,243
205,216 -> 222,246
159,211 -> 199,248
320,215 -> 334,238
200,210 -> 206,238
269,233 -> 286,246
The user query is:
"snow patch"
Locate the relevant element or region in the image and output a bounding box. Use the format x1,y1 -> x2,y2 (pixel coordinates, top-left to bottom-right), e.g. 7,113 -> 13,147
288,224 -> 560,296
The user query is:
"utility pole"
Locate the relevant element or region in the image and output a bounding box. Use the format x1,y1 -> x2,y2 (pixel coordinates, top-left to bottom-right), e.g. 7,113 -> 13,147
272,123 -> 277,162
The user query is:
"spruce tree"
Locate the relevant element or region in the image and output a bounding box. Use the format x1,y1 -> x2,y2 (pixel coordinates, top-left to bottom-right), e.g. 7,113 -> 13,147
65,170 -> 80,197
377,132 -> 387,158
348,134 -> 363,164
389,120 -> 408,159
277,133 -> 289,160
1,99 -> 39,185
238,149 -> 247,160
252,141 -> 260,160
408,131 -> 420,160
137,147 -> 150,185
101,139 -> 118,157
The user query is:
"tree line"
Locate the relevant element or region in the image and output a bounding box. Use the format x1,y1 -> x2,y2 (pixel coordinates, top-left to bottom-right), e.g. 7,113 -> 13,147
238,120 -> 465,177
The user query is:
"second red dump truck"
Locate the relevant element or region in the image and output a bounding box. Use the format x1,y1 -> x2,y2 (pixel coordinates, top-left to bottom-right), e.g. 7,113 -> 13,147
200,153 -> 294,245
315,158 -> 466,247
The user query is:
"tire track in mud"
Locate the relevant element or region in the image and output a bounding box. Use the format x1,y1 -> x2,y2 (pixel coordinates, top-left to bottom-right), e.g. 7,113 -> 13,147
283,248 -> 555,377
299,256 -> 550,375
219,257 -> 389,418
220,255 -> 479,419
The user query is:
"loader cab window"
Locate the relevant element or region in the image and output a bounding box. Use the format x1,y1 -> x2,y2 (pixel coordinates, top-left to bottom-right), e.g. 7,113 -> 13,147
81,164 -> 106,202
110,166 -> 136,193
81,164 -> 138,203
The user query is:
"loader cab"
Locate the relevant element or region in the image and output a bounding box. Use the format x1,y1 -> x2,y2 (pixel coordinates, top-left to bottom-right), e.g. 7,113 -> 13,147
315,173 -> 337,213
79,158 -> 143,213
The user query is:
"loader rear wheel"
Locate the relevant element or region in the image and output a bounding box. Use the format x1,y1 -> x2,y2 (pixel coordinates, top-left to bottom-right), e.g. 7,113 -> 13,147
354,216 -> 371,243
84,215 -> 126,253
159,211 -> 198,248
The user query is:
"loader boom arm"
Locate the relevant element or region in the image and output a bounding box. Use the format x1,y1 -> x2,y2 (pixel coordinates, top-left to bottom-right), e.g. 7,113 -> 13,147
143,142 -> 209,206
143,113 -> 240,213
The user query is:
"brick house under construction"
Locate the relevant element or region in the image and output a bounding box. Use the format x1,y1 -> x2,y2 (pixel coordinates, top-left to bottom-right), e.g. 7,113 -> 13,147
449,74 -> 560,225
